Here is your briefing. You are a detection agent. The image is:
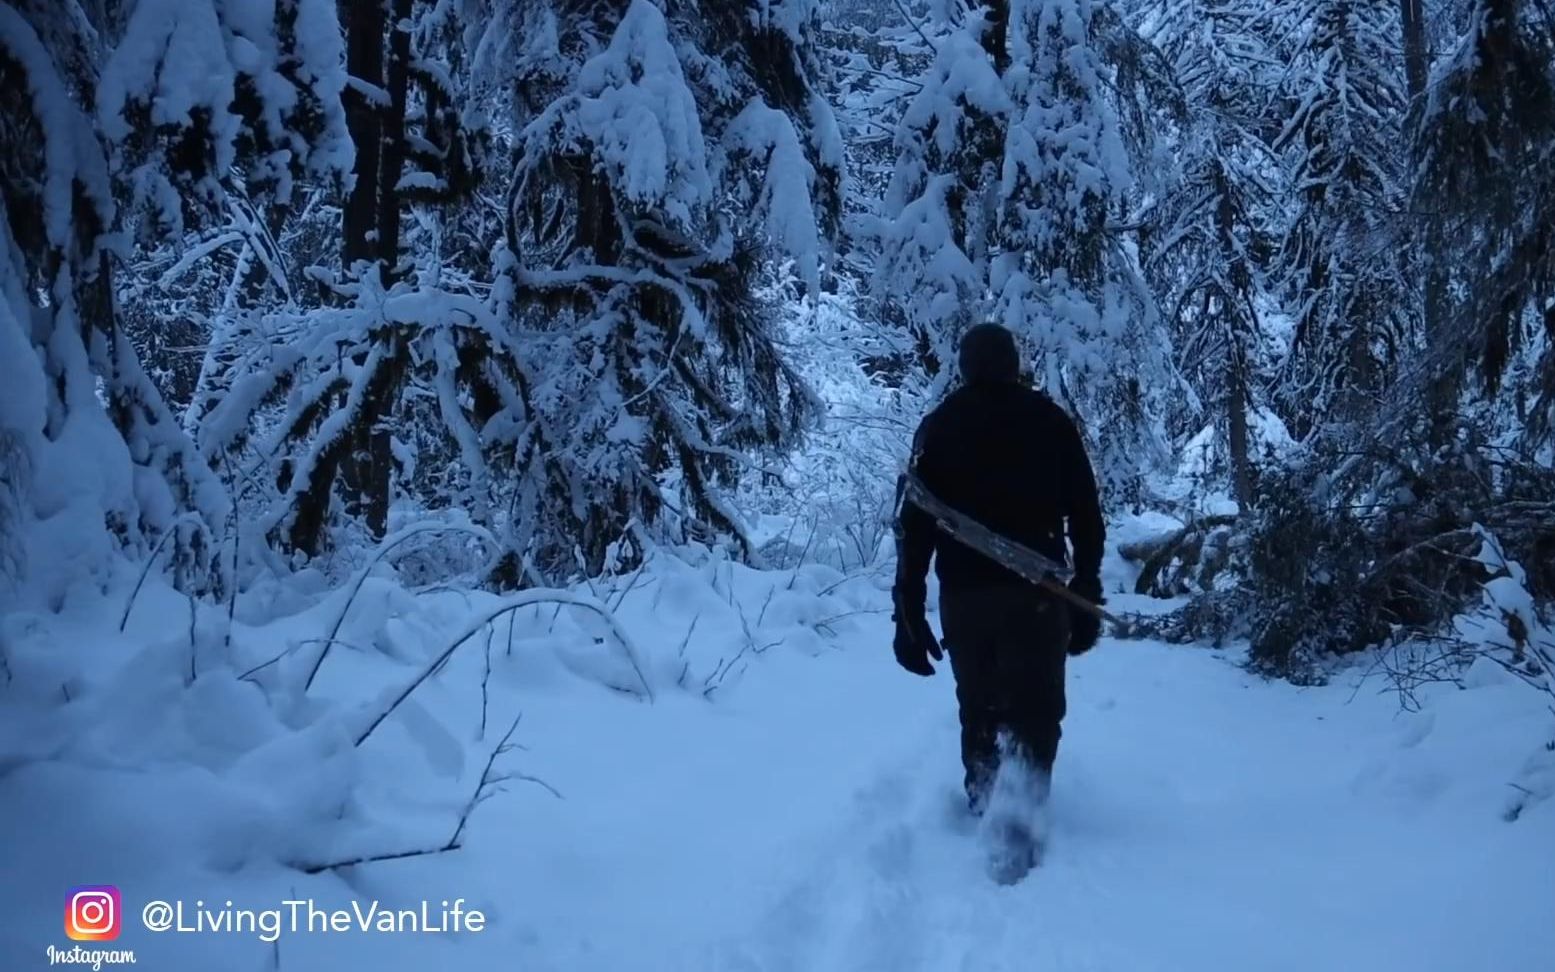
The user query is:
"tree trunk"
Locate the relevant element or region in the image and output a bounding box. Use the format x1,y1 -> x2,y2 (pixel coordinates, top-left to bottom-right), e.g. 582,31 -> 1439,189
376,0 -> 413,281
1228,343 -> 1253,509
983,0 -> 1010,74
1400,0 -> 1427,101
340,0 -> 384,272
353,0 -> 414,540
1405,0 -> 1454,447
1215,162 -> 1254,509
335,0 -> 408,543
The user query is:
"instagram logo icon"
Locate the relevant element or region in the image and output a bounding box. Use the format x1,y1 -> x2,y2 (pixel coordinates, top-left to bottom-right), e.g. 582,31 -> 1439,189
65,886 -> 121,941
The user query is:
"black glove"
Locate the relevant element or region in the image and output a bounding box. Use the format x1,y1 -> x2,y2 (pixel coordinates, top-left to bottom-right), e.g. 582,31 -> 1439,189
891,588 -> 942,677
1066,575 -> 1103,656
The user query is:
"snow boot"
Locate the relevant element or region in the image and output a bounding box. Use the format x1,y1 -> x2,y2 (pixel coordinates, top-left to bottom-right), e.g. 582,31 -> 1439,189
977,746 -> 1051,884
985,815 -> 1042,884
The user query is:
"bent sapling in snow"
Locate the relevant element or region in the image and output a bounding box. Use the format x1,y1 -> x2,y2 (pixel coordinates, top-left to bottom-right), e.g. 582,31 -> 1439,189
298,521 -> 501,693
351,588 -> 653,750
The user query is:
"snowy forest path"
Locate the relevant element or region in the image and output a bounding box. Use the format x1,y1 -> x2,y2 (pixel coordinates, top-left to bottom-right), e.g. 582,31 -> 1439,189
3,592 -> 1550,972
641,621 -> 1552,972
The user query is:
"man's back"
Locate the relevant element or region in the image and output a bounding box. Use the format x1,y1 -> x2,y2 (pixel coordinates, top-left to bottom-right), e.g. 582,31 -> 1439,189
907,382 -> 1104,591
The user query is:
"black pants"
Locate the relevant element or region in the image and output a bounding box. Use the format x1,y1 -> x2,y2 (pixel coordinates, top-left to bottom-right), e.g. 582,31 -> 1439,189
940,585 -> 1071,811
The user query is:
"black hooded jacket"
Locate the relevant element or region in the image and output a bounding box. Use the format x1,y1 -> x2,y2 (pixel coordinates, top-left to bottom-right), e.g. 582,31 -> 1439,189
897,381 -> 1105,601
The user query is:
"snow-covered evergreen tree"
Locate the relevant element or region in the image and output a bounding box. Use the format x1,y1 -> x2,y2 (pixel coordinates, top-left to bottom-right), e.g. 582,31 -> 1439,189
111,0 -> 511,566
102,0 -> 355,413
998,0 -> 1172,504
1139,0 -> 1281,505
1268,0 -> 1413,440
191,0 -> 500,559
874,5 -> 1008,384
1410,0 -> 1555,449
499,0 -> 841,576
97,0 -> 353,244
806,2 -> 941,383
876,0 -> 1175,504
0,3 -> 229,603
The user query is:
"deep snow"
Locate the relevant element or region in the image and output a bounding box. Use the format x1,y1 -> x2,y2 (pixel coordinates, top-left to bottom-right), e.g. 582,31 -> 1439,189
1,551 -> 1552,971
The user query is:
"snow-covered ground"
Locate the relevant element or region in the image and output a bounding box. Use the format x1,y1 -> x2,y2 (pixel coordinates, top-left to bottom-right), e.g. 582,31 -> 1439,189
2,550 -> 1552,971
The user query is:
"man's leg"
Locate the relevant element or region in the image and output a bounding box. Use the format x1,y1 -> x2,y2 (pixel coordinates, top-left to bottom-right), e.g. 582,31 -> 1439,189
996,592 -> 1071,784
940,589 -> 1001,814
960,590 -> 1068,881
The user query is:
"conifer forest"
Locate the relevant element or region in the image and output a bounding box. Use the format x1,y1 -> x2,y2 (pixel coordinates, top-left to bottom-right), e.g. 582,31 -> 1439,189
2,1 -> 1553,969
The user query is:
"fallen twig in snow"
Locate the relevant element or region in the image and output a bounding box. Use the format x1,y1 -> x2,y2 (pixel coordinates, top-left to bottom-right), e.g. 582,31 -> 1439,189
675,613 -> 700,691
703,631 -> 778,698
814,565 -> 885,600
447,713 -> 560,850
812,607 -> 888,637
298,713 -> 558,873
677,613 -> 701,660
702,648 -> 750,698
1355,634 -> 1466,713
755,583 -> 778,626
479,627 -> 493,740
295,845 -> 458,874
239,638 -> 355,682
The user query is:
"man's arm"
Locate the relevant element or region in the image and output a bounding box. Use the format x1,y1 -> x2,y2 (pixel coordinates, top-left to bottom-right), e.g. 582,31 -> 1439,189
1056,408 -> 1104,582
895,420 -> 938,607
891,418 -> 945,676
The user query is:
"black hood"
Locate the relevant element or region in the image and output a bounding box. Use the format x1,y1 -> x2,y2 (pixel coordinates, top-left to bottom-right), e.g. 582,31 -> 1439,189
957,324 -> 1020,385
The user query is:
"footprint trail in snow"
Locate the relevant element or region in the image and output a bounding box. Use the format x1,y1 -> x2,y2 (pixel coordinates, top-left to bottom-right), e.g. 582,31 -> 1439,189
682,631 -> 1554,972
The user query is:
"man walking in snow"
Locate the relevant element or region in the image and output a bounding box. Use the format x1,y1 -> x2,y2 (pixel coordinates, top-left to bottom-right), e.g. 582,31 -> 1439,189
891,322 -> 1105,873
